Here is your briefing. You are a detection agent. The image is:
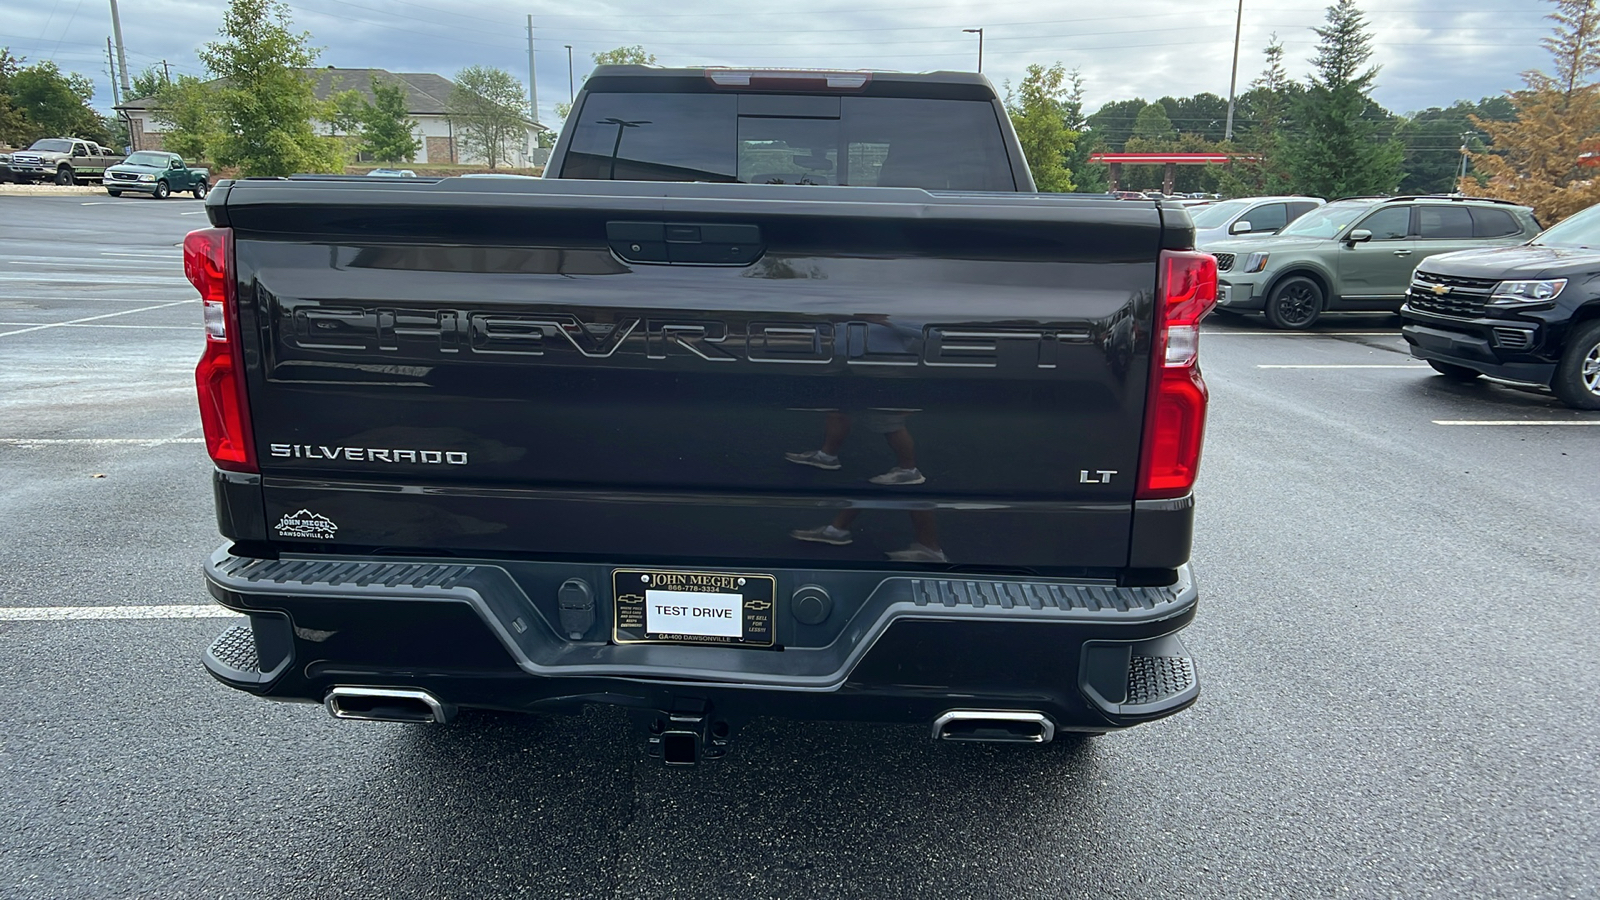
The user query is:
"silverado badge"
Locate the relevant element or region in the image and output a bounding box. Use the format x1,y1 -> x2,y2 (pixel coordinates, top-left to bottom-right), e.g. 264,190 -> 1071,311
1431,283 -> 1450,295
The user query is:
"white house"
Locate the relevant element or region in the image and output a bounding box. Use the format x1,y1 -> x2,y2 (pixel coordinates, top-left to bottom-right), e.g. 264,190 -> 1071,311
116,66 -> 546,167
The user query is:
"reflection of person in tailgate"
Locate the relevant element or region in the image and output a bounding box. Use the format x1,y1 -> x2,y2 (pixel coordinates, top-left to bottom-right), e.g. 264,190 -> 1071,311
784,408 -> 946,563
784,408 -> 925,485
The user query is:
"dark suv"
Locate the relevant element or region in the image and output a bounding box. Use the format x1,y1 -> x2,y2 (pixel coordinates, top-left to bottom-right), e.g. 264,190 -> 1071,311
1402,201 -> 1600,409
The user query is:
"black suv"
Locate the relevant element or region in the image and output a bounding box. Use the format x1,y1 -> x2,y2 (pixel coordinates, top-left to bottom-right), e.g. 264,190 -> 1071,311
1402,202 -> 1600,409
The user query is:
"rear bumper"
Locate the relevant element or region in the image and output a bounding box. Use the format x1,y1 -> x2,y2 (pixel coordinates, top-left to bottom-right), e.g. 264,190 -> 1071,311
201,545 -> 1200,733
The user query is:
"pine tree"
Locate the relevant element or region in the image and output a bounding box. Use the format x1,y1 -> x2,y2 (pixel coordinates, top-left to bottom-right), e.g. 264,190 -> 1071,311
1282,0 -> 1403,198
1220,36 -> 1298,196
1064,69 -> 1107,192
1468,1 -> 1600,221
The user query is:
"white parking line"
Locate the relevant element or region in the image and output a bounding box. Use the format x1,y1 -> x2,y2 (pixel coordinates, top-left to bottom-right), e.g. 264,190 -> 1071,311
1256,364 -> 1428,369
1206,331 -> 1401,337
0,271 -> 189,285
0,605 -> 237,621
0,438 -> 204,446
1432,420 -> 1600,426
0,301 -> 188,338
1,296 -> 194,303
0,322 -> 193,330
0,318 -> 193,325
10,253 -> 175,263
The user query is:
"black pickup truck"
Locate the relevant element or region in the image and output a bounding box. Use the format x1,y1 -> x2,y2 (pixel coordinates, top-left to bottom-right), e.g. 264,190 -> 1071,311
191,67 -> 1216,762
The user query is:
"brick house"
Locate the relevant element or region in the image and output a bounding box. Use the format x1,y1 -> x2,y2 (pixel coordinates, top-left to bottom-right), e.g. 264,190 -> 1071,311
116,66 -> 546,167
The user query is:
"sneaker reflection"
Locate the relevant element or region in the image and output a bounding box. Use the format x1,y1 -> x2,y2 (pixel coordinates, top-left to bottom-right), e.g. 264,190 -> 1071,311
784,408 -> 946,563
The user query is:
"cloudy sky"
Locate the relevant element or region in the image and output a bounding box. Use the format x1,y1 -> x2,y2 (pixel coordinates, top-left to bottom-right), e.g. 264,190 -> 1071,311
4,0 -> 1553,127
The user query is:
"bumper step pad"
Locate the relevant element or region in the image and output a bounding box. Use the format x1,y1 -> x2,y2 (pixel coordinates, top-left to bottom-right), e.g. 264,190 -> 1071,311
1127,655 -> 1197,706
909,578 -> 1181,613
207,624 -> 259,675
214,555 -> 478,590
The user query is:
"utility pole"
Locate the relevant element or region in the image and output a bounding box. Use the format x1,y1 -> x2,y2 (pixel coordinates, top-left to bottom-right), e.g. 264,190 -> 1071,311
161,60 -> 171,85
1224,0 -> 1244,141
1458,131 -> 1477,188
106,38 -> 121,107
526,15 -> 540,127
565,45 -> 574,103
108,0 -> 132,97
962,28 -> 984,73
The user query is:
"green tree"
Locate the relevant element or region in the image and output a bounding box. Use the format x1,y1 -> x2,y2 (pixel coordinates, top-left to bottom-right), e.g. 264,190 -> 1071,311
151,74 -> 222,161
1282,0 -> 1404,198
360,76 -> 419,163
0,49 -> 28,145
328,89 -> 365,137
1005,62 -> 1078,192
9,60 -> 103,142
198,0 -> 340,175
448,65 -> 527,168
593,46 -> 656,66
1469,0 -> 1600,221
1131,102 -> 1177,142
1158,93 -> 1230,141
1063,69 -> 1107,192
1395,99 -> 1515,194
130,66 -> 166,101
1086,98 -> 1148,151
1219,35 -> 1298,196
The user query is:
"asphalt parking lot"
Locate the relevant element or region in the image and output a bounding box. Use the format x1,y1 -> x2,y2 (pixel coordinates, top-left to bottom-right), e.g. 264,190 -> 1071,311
2,194 -> 1597,899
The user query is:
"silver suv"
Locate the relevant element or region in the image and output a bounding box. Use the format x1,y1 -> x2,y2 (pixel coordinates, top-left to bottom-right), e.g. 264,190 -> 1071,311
1202,196 -> 1542,329
1189,195 -> 1325,244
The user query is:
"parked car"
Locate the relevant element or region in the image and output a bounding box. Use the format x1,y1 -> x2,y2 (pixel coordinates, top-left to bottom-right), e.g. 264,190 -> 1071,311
0,148 -> 13,183
1402,201 -> 1600,409
1204,195 -> 1541,328
104,151 -> 210,199
192,65 -> 1215,761
1190,195 -> 1325,244
6,137 -> 124,184
365,168 -> 417,177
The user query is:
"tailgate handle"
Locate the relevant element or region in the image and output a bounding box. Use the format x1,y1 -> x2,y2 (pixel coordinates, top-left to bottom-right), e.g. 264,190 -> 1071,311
607,221 -> 764,266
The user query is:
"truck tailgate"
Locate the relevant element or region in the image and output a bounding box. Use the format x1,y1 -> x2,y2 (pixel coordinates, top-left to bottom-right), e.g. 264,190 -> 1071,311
214,179 -> 1167,571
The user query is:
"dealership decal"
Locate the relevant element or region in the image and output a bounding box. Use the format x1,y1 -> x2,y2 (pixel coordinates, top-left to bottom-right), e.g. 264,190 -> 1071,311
275,509 -> 339,540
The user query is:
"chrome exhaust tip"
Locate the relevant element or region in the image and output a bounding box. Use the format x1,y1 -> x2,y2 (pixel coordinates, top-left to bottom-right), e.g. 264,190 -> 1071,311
325,686 -> 448,724
933,710 -> 1055,744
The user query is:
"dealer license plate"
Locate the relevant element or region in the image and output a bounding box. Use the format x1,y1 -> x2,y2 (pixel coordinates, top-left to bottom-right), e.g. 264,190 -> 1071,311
611,569 -> 776,646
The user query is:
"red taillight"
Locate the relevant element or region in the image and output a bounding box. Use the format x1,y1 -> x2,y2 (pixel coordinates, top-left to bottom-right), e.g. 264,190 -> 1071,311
1137,250 -> 1218,500
185,227 -> 256,473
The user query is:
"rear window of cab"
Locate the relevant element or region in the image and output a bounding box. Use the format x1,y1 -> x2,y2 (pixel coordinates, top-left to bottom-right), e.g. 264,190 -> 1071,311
561,93 -> 1016,191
